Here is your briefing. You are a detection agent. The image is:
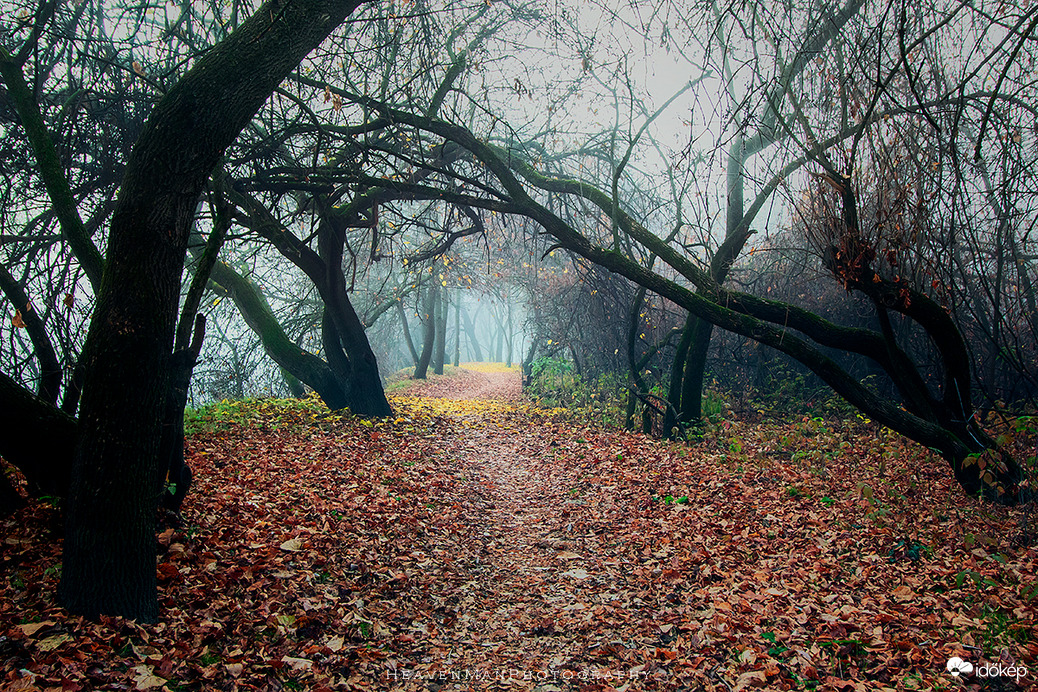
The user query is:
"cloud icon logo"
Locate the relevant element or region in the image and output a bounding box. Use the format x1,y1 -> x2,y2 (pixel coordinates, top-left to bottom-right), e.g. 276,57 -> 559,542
946,657 -> 974,677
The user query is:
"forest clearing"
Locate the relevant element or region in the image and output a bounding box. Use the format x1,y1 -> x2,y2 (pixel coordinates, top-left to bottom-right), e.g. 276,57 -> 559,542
2,364 -> 1034,692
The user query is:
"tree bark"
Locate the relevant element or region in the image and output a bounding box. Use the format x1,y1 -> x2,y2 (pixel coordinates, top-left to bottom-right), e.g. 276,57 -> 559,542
59,0 -> 367,622
398,301 -> 420,365
461,305 -> 483,361
317,216 -> 392,415
453,297 -> 461,367
159,316 -> 204,514
433,288 -> 447,375
414,282 -> 437,379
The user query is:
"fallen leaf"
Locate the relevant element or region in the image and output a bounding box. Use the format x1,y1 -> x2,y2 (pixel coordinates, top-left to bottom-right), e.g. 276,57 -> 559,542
18,621 -> 54,636
279,537 -> 304,552
36,634 -> 70,651
132,666 -> 165,690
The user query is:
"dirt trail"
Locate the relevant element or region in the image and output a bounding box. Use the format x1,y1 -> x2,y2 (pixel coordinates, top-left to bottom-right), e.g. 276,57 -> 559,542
386,366 -> 652,690
394,366 -> 522,403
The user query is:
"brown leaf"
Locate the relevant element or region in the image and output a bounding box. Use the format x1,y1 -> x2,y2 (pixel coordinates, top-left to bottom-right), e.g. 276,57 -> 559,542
17,621 -> 54,636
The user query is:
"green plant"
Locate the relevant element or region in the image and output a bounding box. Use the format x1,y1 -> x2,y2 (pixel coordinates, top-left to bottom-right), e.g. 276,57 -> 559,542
701,389 -> 727,420
185,396 -> 330,436
978,604 -> 1033,648
525,357 -> 630,426
761,632 -> 788,657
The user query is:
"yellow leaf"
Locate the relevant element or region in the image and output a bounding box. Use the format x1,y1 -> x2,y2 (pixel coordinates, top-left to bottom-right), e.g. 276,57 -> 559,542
12,310 -> 26,328
37,633 -> 70,651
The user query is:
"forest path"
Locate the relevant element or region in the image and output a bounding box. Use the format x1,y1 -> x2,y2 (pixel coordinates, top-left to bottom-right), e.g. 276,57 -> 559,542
386,364 -> 650,688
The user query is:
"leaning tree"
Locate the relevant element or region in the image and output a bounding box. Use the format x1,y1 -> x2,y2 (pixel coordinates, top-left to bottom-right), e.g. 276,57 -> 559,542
1,0 -> 371,620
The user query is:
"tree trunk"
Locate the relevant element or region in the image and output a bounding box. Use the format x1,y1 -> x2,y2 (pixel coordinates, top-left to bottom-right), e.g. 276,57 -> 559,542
679,317 -> 714,424
0,370 -> 76,497
453,297 -> 461,367
160,192 -> 231,515
505,301 -> 514,367
664,313 -> 694,433
59,0 -> 365,622
209,260 -> 352,409
433,288 -> 447,375
159,316 -> 205,514
414,283 -> 436,379
316,216 -> 392,416
625,288 -> 654,433
461,305 -> 483,361
398,301 -> 420,365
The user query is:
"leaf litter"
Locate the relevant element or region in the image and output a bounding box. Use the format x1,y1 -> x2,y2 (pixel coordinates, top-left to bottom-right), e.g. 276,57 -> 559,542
1,363 -> 1035,691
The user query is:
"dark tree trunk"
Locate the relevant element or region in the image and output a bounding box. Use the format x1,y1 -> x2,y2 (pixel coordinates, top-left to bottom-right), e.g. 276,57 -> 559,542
433,288 -> 447,375
317,216 -> 392,416
453,298 -> 461,367
59,0 -> 366,622
160,189 -> 231,515
664,313 -> 694,433
414,283 -> 436,379
159,316 -> 205,514
625,287 -> 654,433
210,260 -> 352,409
61,364 -> 83,416
0,370 -> 76,497
679,318 -> 714,424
